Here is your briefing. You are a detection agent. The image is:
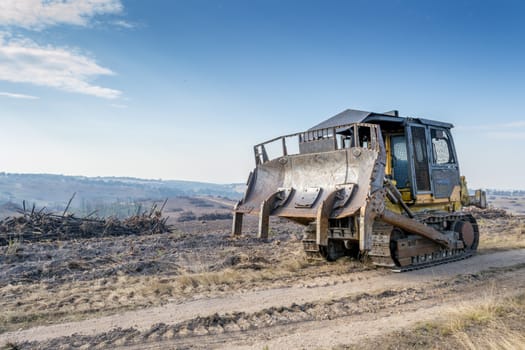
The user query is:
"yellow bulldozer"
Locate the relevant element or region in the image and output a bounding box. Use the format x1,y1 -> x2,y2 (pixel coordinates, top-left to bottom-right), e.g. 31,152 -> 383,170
232,109 -> 486,271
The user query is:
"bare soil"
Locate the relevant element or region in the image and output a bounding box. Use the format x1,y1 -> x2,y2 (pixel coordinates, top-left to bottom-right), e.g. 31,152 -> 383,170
0,197 -> 524,350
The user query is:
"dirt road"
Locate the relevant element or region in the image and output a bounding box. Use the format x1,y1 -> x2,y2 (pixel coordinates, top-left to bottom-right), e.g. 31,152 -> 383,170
2,249 -> 524,349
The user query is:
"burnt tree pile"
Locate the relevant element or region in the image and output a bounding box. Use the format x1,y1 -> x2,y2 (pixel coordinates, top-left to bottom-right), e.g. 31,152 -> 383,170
0,201 -> 172,245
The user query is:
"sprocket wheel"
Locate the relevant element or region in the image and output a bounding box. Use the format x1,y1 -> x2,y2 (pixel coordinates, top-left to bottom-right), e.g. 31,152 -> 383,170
453,220 -> 476,250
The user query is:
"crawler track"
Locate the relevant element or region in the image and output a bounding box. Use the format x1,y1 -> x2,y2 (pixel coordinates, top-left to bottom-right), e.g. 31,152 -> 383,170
370,212 -> 479,271
304,212 -> 480,272
391,251 -> 473,272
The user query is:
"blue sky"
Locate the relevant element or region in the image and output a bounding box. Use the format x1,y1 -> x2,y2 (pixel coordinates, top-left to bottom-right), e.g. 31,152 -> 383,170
0,0 -> 524,189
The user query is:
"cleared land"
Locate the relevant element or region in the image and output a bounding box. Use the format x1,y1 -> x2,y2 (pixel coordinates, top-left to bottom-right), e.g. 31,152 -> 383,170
0,196 -> 524,350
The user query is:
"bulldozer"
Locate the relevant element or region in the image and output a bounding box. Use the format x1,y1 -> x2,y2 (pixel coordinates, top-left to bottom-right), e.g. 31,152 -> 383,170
232,108 -> 487,271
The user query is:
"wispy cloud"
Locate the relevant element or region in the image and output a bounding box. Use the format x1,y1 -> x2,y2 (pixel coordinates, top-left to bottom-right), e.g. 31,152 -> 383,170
487,131 -> 525,140
503,121 -> 525,128
0,1 -> 126,99
456,119 -> 525,140
0,0 -> 123,30
0,34 -> 121,99
110,103 -> 128,108
113,20 -> 134,29
0,91 -> 39,99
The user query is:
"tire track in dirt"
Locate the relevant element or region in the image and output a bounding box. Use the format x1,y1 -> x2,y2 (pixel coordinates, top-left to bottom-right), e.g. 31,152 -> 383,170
226,266 -> 525,350
1,249 -> 524,348
19,262 -> 525,349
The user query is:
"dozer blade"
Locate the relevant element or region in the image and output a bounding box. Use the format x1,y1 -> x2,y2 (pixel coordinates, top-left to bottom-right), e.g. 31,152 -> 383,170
234,147 -> 382,231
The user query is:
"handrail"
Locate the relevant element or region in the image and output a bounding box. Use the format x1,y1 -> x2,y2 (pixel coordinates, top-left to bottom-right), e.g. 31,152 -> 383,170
254,122 -> 380,165
254,122 -> 377,148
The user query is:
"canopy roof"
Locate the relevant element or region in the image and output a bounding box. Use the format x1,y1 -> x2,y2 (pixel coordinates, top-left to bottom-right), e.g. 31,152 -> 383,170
309,108 -> 453,130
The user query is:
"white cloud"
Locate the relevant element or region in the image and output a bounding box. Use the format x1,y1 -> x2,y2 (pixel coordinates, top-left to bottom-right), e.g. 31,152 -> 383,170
0,91 -> 39,99
113,20 -> 134,29
110,103 -> 128,108
487,131 -> 525,140
503,121 -> 525,128
457,119 -> 525,141
0,0 -> 123,30
456,120 -> 525,132
0,34 -> 121,99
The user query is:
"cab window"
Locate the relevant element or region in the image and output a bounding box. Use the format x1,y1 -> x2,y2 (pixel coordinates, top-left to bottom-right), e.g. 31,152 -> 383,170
431,129 -> 455,164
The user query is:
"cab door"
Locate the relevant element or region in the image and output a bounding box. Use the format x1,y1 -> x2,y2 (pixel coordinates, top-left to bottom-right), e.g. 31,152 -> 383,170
407,124 -> 432,195
429,128 -> 460,198
391,135 -> 410,189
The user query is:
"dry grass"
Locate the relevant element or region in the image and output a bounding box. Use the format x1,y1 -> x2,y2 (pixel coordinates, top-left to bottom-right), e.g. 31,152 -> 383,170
444,291 -> 525,350
414,287 -> 525,350
175,256 -> 313,291
444,286 -> 510,333
0,254 -> 343,333
455,325 -> 525,350
343,290 -> 525,350
477,216 -> 525,252
479,234 -> 525,251
3,239 -> 21,256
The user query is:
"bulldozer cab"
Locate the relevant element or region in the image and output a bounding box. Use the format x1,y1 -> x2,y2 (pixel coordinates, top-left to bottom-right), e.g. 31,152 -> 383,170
380,118 -> 460,204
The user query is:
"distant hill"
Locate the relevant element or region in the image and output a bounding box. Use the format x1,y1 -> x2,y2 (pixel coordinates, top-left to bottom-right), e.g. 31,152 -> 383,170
485,189 -> 525,197
0,173 -> 244,215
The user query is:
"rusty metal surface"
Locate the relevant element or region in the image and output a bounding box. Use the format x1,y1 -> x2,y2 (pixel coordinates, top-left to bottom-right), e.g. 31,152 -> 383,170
295,187 -> 322,208
453,220 -> 475,249
236,123 -> 383,223
379,210 -> 453,248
